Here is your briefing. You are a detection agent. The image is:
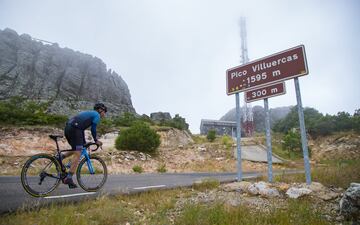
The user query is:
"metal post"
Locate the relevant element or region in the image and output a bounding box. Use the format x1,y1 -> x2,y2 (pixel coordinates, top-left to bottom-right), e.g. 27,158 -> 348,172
294,77 -> 311,184
264,98 -> 273,182
235,93 -> 242,181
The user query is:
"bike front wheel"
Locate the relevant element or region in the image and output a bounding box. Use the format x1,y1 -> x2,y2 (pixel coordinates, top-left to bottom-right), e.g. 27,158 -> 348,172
21,154 -> 61,197
76,155 -> 107,192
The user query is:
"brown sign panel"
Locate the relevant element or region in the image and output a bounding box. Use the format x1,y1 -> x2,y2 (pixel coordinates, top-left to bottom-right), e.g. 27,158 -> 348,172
245,82 -> 286,103
226,45 -> 308,95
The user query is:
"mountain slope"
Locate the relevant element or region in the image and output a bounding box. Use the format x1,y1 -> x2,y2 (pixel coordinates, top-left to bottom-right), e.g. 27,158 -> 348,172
0,28 -> 135,115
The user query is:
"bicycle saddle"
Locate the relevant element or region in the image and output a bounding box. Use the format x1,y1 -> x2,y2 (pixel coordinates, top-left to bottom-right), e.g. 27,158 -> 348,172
49,135 -> 63,140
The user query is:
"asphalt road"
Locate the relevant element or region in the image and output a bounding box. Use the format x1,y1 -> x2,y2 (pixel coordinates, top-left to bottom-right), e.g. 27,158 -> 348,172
0,170 -> 302,214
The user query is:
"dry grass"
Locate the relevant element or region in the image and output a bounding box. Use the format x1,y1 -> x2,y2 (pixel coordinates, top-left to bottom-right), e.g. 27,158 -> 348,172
0,187 -> 332,225
274,159 -> 360,188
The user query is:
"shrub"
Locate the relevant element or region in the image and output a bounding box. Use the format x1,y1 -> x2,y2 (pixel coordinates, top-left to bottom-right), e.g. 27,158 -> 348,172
0,97 -> 67,127
115,121 -> 161,154
162,114 -> 189,130
221,135 -> 233,150
157,164 -> 167,173
113,112 -> 137,127
132,165 -> 143,173
282,130 -> 301,152
206,130 -> 216,142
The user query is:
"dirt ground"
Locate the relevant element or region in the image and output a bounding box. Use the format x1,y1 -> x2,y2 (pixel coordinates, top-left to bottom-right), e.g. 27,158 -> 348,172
0,126 -> 286,175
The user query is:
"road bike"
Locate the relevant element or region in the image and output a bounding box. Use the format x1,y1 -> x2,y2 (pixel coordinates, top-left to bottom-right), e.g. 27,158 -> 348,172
21,135 -> 108,197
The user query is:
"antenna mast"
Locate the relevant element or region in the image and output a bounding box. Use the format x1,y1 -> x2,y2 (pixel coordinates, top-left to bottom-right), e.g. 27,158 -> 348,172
240,17 -> 254,137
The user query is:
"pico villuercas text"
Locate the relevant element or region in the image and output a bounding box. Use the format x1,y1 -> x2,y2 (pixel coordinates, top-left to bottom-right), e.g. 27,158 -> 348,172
226,45 -> 308,95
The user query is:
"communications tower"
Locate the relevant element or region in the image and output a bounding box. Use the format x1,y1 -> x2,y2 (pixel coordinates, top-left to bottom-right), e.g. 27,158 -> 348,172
240,17 -> 254,137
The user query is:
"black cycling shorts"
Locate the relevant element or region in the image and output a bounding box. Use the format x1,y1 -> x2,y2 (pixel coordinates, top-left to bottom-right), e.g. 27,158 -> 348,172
64,124 -> 85,150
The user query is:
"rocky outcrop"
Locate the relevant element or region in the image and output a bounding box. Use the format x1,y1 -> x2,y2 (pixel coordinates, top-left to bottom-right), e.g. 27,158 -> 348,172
309,133 -> 360,161
340,183 -> 360,223
0,28 -> 135,115
150,112 -> 172,122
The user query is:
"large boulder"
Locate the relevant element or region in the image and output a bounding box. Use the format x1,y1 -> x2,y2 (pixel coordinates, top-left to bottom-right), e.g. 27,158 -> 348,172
0,28 -> 135,116
150,112 -> 172,122
340,183 -> 360,223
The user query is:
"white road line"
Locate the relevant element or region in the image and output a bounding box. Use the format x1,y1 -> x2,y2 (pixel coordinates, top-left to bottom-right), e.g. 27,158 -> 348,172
44,192 -> 96,199
133,185 -> 166,190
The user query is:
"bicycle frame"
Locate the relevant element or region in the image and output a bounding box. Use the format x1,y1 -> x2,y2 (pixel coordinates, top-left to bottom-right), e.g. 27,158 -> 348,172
81,147 -> 95,174
53,139 -> 98,175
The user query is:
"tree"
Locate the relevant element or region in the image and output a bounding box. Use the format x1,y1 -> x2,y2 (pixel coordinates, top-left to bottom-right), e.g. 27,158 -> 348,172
282,130 -> 301,152
334,111 -> 352,132
114,112 -> 137,127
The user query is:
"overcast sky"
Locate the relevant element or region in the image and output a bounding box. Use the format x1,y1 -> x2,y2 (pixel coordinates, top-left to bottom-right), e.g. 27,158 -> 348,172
1,0 -> 359,133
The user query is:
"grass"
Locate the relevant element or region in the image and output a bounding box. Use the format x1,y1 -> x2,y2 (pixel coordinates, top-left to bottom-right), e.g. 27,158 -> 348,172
192,135 -> 207,144
274,159 -> 360,188
0,195 -> 133,225
192,178 -> 220,191
156,163 -> 167,173
0,187 -> 332,225
132,165 -> 143,173
175,199 -> 329,225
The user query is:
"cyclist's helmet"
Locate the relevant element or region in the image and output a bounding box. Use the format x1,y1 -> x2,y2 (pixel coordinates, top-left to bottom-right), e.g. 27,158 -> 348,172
94,103 -> 107,113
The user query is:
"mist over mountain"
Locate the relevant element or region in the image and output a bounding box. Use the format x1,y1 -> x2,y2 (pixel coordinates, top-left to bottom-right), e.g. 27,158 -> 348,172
0,28 -> 135,115
220,105 -> 292,132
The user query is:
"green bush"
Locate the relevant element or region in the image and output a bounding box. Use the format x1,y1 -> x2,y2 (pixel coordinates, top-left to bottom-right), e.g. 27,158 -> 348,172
157,164 -> 167,173
221,135 -> 233,150
282,130 -> 301,152
273,106 -> 360,137
0,97 -> 67,127
115,121 -> 161,154
161,114 -> 189,130
113,112 -> 137,127
132,165 -> 143,173
207,130 -> 216,142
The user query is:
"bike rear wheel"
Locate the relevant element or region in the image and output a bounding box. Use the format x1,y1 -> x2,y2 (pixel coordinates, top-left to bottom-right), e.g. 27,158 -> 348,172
21,154 -> 61,197
76,155 -> 107,192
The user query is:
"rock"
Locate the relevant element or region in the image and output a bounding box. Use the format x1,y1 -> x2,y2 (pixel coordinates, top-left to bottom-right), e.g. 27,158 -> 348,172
0,28 -> 135,116
340,183 -> 360,222
286,187 -> 312,199
303,182 -> 340,201
222,181 -> 251,193
248,182 -> 280,198
318,191 -> 340,201
198,146 -> 206,152
306,182 -> 327,192
150,112 -> 171,122
275,183 -> 290,192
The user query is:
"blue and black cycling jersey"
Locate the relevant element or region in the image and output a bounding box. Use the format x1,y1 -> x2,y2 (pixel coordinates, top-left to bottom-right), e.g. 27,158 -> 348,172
67,110 -> 100,141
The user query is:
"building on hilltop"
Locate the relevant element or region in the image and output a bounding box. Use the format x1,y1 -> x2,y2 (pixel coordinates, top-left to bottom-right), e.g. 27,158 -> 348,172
200,119 -> 239,137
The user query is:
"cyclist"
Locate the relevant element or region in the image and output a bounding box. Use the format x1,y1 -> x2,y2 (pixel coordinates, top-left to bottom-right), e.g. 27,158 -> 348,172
62,103 -> 107,188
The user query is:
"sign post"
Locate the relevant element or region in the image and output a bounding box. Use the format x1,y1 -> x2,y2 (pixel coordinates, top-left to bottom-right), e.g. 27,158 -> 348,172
294,77 -> 312,184
226,45 -> 311,184
264,98 -> 273,182
235,93 -> 242,181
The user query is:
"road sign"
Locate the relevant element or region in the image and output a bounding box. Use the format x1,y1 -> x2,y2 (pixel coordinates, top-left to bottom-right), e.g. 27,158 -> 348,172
226,45 -> 308,95
245,82 -> 286,103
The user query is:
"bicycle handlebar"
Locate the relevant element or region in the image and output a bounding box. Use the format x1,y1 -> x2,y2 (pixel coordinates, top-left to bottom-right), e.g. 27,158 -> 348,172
84,142 -> 102,152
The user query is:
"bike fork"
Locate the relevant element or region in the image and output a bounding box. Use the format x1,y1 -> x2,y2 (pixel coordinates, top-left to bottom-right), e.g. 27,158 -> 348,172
81,148 -> 95,174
